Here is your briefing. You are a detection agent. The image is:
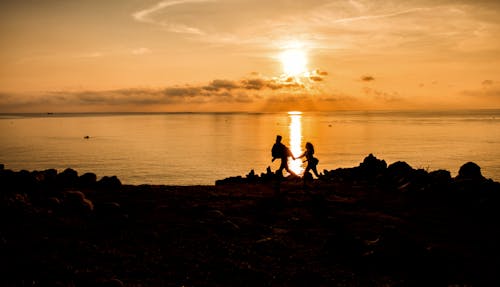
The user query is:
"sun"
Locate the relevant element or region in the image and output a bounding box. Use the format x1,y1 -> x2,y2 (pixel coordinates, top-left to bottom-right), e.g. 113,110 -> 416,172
280,48 -> 308,77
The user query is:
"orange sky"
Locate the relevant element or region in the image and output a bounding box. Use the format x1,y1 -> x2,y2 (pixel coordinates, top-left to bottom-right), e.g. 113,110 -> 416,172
1,0 -> 500,112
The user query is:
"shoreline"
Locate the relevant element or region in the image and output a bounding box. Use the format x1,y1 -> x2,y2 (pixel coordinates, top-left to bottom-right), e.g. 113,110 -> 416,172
1,155 -> 500,286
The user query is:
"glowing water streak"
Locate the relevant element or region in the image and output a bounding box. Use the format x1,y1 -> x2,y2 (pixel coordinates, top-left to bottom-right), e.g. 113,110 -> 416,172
288,111 -> 304,175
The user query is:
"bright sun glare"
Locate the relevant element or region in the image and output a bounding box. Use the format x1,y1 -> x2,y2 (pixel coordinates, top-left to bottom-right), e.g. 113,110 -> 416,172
280,48 -> 308,77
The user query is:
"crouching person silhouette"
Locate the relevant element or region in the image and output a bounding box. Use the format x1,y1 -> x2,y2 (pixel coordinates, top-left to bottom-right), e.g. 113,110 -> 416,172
271,135 -> 297,177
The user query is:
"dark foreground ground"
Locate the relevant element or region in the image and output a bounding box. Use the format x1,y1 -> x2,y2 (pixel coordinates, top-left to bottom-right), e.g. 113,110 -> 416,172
1,155 -> 500,286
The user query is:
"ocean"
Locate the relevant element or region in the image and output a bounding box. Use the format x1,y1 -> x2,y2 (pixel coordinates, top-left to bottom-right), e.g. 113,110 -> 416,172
1,110 -> 499,185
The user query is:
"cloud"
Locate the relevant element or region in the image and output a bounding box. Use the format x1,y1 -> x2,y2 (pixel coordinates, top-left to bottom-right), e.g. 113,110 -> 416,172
463,83 -> 500,98
78,52 -> 104,58
309,76 -> 323,82
363,87 -> 401,102
132,0 -> 213,35
482,80 -> 494,86
203,79 -> 240,91
361,75 -> 375,82
308,69 -> 329,82
163,87 -> 202,97
132,48 -> 152,55
315,70 -> 328,76
0,72 -> 330,112
129,0 -> 500,62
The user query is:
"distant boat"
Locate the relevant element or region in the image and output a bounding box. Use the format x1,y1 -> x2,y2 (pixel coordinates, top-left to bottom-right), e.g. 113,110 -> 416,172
47,112 -> 53,115
84,136 -> 90,139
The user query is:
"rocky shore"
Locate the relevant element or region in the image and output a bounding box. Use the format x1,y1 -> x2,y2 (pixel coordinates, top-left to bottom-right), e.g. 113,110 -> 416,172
1,155 -> 499,286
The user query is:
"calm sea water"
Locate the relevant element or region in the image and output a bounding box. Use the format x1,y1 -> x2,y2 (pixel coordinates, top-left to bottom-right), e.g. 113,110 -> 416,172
1,110 -> 499,185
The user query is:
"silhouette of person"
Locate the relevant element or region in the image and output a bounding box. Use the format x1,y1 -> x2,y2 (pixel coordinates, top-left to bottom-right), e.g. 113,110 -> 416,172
271,135 -> 297,177
298,142 -> 320,178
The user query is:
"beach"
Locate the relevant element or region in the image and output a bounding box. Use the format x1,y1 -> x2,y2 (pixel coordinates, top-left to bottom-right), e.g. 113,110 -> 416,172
1,156 -> 500,286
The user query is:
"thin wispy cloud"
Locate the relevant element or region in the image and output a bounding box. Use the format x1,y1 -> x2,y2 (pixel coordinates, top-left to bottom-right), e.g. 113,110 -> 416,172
131,48 -> 152,55
76,52 -> 104,58
132,0 -> 214,35
130,0 -> 500,56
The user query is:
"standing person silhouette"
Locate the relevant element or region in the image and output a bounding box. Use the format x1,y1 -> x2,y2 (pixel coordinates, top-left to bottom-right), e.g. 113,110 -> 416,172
298,142 -> 320,178
271,135 -> 297,177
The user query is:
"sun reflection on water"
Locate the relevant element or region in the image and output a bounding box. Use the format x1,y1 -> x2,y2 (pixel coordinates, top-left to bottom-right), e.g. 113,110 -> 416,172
288,111 -> 304,175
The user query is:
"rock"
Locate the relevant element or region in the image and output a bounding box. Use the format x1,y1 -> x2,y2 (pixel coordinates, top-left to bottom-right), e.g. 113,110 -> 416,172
0,169 -> 16,192
79,172 -> 97,188
57,168 -> 79,188
63,190 -> 94,214
246,169 -> 258,182
100,278 -> 124,287
429,169 -> 451,182
16,170 -> 38,192
387,161 -> 414,184
222,219 -> 240,232
359,153 -> 387,178
429,170 -> 452,190
207,209 -> 225,219
259,166 -> 275,182
388,161 -> 413,176
47,196 -> 62,211
39,169 -> 58,182
215,175 -> 245,185
37,169 -> 58,190
457,162 -> 483,180
0,164 -> 4,170
94,202 -> 124,219
97,176 -> 122,190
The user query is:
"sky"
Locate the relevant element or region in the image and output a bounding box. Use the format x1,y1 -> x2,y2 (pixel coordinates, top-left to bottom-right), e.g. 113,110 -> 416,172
1,0 -> 500,112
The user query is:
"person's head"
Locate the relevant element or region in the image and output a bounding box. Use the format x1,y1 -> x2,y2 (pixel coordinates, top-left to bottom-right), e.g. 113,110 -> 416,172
276,135 -> 282,143
305,142 -> 314,152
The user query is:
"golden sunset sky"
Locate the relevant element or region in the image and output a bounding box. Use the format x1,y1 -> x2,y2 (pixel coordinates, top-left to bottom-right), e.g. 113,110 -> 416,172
1,0 -> 500,112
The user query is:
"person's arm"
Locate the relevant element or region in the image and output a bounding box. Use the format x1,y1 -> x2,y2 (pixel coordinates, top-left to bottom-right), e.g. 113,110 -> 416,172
297,151 -> 306,159
287,147 -> 297,160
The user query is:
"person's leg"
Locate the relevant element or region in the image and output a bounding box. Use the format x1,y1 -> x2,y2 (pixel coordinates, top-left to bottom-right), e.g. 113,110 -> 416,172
277,159 -> 286,176
312,166 -> 320,177
304,165 -> 311,175
285,163 -> 297,176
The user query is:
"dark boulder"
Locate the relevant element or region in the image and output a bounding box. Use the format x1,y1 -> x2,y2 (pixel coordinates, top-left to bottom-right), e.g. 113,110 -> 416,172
79,172 -> 97,188
47,196 -> 62,211
15,170 -> 38,192
388,161 -> 413,176
429,169 -> 452,192
40,169 -> 58,182
216,175 -> 245,185
0,169 -> 16,192
37,169 -> 58,190
94,202 -> 122,219
97,175 -> 122,190
57,168 -> 79,188
457,162 -> 483,181
359,153 -> 387,178
0,163 -> 4,170
100,278 -> 124,287
387,161 -> 414,183
429,169 -> 452,183
62,190 -> 94,214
